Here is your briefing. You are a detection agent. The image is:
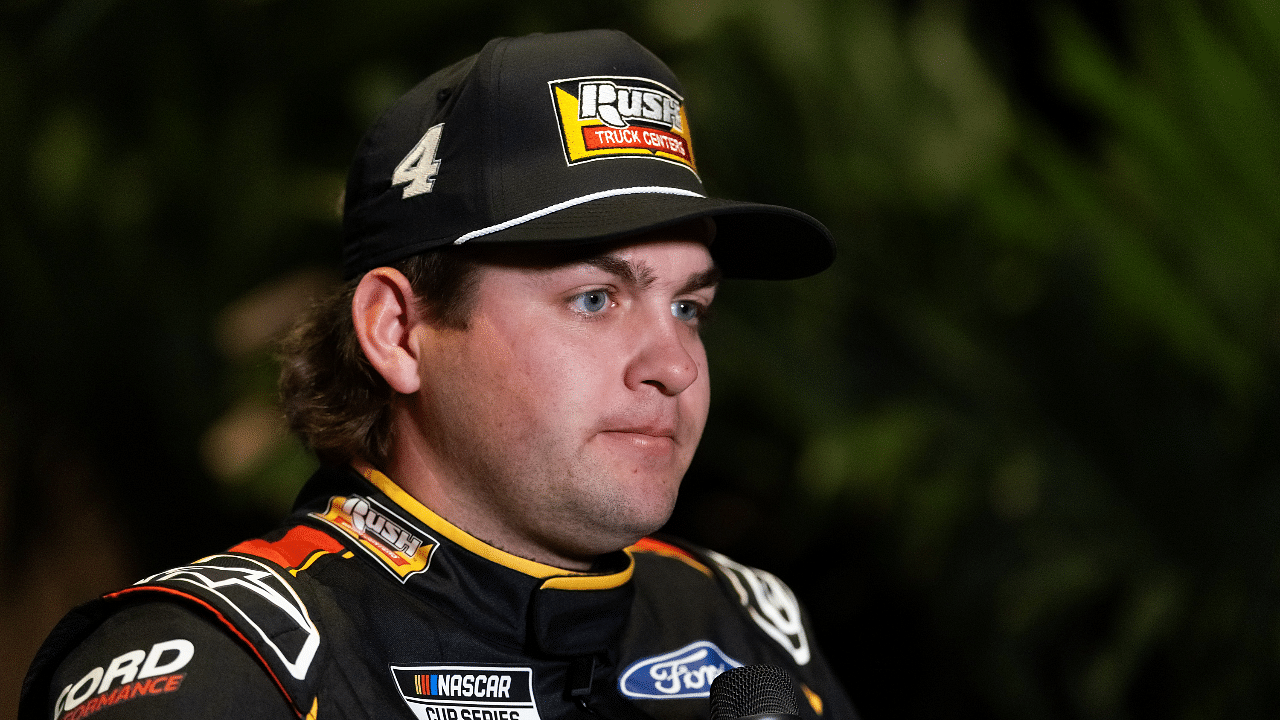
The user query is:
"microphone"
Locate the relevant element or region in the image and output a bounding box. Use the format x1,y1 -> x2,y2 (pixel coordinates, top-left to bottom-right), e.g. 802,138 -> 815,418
709,665 -> 802,720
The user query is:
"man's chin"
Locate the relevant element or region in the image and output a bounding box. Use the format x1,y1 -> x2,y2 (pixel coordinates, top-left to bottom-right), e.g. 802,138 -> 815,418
565,504 -> 678,558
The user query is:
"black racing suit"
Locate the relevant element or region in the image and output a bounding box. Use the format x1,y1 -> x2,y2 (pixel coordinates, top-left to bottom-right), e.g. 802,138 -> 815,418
21,464 -> 857,720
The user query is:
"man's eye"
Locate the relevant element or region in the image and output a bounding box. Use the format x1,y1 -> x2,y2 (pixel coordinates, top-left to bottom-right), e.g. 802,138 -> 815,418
572,290 -> 611,313
671,300 -> 702,322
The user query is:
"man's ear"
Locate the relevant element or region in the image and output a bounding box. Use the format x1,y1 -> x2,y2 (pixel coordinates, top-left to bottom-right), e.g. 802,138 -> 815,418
352,267 -> 424,395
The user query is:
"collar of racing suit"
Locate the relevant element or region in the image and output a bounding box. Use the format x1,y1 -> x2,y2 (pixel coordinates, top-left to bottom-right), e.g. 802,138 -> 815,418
291,463 -> 637,660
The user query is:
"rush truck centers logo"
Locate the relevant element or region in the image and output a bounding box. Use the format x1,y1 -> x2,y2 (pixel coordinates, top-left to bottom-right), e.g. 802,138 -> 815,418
548,76 -> 697,175
312,495 -> 437,581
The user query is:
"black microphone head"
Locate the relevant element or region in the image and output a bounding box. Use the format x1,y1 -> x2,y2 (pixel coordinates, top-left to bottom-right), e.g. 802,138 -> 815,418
709,664 -> 801,720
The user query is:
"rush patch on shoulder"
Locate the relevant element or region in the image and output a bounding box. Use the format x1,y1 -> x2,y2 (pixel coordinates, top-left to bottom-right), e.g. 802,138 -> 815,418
619,641 -> 742,700
54,639 -> 192,720
548,76 -> 697,175
706,551 -> 811,666
311,495 -> 438,581
389,665 -> 543,720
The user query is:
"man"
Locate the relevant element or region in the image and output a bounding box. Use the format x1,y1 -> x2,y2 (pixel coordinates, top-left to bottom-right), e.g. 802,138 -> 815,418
22,30 -> 856,720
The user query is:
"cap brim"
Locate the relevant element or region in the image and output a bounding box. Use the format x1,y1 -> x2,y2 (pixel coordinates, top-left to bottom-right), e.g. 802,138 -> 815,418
455,191 -> 835,280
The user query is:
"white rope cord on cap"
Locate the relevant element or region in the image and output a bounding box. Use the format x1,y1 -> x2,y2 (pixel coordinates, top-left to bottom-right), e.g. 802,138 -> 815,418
453,186 -> 705,244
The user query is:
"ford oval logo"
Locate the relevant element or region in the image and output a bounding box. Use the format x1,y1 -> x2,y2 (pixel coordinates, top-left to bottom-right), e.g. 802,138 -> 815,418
618,641 -> 743,699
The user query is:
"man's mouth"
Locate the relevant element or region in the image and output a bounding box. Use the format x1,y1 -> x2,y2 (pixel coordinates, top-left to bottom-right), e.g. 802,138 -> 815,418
602,424 -> 676,439
596,423 -> 679,456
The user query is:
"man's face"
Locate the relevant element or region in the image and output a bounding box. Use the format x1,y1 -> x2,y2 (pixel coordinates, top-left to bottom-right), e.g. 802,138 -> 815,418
402,225 -> 717,568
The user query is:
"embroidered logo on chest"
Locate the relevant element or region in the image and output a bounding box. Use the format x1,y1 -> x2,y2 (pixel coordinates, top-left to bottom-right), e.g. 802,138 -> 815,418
390,665 -> 543,720
619,641 -> 742,700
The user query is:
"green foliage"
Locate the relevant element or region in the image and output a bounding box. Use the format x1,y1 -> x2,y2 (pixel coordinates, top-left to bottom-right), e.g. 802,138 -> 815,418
669,0 -> 1280,716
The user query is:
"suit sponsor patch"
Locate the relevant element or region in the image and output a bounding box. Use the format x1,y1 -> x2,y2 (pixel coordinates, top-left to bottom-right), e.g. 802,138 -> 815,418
548,75 -> 698,175
706,551 -> 811,665
619,641 -> 742,699
311,495 -> 438,581
140,555 -> 320,680
54,640 -> 192,720
390,665 -> 543,720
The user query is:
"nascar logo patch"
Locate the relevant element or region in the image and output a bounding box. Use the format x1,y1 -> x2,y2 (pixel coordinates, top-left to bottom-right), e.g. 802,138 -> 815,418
548,76 -> 697,175
390,665 -> 543,720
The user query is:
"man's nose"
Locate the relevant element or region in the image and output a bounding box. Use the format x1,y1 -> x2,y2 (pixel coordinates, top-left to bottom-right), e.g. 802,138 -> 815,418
623,312 -> 701,396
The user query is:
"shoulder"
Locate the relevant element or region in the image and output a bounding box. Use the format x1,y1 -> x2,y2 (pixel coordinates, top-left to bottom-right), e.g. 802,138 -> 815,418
22,522 -> 355,720
628,536 -> 813,666
35,600 -> 293,720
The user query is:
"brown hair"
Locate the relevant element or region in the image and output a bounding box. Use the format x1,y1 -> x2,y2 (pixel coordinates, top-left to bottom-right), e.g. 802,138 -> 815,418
277,249 -> 486,467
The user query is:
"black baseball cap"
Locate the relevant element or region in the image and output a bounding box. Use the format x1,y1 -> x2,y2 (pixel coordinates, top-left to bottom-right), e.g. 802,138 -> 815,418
342,29 -> 834,280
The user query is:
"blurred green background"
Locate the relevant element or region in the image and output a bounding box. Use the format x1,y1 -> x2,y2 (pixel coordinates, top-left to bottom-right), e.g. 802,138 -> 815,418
3,0 -> 1279,717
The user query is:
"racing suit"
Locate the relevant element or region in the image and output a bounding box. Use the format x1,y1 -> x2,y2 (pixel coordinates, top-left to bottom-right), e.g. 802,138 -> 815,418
21,464 -> 857,720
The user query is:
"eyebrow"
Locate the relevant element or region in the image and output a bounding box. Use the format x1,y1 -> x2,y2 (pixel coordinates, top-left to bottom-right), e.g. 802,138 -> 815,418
582,256 -> 721,294
678,266 -> 722,295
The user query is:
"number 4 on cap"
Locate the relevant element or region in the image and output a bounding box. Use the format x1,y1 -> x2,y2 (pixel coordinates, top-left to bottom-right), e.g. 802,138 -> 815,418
393,123 -> 444,198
